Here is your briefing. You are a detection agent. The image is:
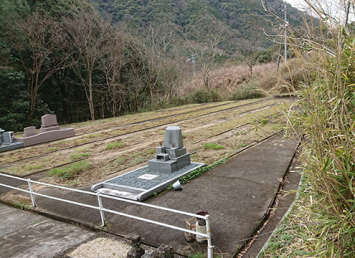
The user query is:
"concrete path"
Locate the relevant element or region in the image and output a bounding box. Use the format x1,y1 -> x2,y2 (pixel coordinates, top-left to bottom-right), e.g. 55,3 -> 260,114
0,203 -> 95,258
0,132 -> 300,257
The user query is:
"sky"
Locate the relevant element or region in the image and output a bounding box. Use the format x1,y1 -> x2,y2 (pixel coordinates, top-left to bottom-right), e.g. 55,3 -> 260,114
284,0 -> 352,23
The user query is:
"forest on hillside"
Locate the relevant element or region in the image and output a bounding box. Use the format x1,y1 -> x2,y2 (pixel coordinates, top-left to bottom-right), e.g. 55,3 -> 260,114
0,0 -> 306,132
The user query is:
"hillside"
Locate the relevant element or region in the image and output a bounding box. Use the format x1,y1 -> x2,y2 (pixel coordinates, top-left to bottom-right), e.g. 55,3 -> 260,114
90,0 -> 307,53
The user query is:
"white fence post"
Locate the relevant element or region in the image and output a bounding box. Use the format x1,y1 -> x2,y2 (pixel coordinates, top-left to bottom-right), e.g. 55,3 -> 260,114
27,178 -> 36,207
205,215 -> 213,258
97,193 -> 106,227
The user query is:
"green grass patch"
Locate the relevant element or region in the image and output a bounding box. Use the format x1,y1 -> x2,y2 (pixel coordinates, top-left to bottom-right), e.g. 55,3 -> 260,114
69,152 -> 90,160
204,143 -> 225,150
107,141 -> 125,150
178,159 -> 227,184
112,130 -> 124,136
46,147 -> 59,152
85,133 -> 103,139
145,149 -> 155,155
116,157 -> 127,164
26,164 -> 44,170
74,146 -> 90,152
49,161 -> 91,180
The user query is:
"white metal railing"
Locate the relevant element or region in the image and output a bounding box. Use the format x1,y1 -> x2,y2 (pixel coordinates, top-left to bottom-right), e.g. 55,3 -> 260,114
0,173 -> 213,257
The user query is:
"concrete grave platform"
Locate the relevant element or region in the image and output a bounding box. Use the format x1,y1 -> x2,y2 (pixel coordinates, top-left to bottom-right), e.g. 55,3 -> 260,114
0,114 -> 75,152
92,125 -> 205,201
91,162 -> 205,201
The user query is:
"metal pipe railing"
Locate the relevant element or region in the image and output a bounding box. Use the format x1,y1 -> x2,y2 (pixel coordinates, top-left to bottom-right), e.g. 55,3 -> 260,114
0,173 -> 213,257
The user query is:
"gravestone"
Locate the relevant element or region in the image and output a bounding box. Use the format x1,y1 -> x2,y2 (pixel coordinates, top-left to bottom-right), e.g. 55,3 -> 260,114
23,126 -> 37,137
2,132 -> 14,144
91,125 -> 204,201
0,128 -> 4,146
148,126 -> 191,173
40,114 -> 60,133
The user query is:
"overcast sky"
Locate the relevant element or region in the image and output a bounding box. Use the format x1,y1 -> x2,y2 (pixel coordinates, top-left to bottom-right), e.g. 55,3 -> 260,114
284,0 -> 352,23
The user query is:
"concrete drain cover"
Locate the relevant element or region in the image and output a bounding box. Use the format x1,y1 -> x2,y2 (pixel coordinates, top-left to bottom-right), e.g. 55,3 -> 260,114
91,126 -> 205,201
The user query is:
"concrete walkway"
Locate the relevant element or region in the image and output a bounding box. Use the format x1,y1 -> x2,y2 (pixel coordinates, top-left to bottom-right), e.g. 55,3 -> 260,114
0,132 -> 300,257
0,203 -> 95,258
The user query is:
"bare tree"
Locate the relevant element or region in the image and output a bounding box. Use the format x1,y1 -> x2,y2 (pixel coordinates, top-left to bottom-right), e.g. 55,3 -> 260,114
63,7 -> 114,121
184,16 -> 227,88
240,25 -> 261,75
14,11 -> 71,125
126,24 -> 178,104
98,33 -> 125,117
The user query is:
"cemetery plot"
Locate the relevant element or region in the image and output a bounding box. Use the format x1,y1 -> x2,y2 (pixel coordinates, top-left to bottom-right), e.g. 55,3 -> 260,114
0,98 -> 293,190
0,99 -> 261,165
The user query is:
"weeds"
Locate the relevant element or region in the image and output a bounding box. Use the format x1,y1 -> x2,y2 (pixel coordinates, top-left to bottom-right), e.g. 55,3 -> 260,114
179,159 -> 226,184
69,152 -> 90,160
49,161 -> 91,180
26,164 -> 44,170
278,2 -> 355,256
188,251 -> 205,258
204,143 -> 225,150
14,202 -> 30,210
107,141 -> 125,150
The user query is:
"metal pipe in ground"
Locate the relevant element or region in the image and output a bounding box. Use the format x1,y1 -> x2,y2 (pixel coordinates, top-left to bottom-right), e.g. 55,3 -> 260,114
205,215 -> 213,258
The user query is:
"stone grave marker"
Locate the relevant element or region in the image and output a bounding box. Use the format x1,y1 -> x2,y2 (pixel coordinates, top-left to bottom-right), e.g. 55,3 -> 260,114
23,126 -> 37,137
40,114 -> 60,133
92,125 -> 205,201
148,126 -> 190,173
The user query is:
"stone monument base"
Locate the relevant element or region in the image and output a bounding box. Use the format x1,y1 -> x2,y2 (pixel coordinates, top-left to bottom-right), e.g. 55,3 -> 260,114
91,162 -> 205,201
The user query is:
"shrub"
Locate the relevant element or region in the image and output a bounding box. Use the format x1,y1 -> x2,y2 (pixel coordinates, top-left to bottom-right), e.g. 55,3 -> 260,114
190,89 -> 221,103
230,83 -> 267,100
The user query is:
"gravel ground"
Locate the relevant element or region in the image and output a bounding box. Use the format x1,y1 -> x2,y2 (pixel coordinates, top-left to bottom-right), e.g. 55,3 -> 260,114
68,237 -> 130,258
106,163 -> 202,190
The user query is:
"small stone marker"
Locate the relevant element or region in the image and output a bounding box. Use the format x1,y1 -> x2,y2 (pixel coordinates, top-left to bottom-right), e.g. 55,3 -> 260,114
127,235 -> 145,258
142,244 -> 174,258
23,126 -> 37,137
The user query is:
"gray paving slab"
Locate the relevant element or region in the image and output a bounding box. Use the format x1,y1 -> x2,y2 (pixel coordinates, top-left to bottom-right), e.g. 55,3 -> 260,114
0,203 -> 95,258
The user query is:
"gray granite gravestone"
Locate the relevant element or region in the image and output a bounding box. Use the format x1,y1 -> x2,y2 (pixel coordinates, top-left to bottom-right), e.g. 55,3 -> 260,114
0,130 -> 23,152
91,126 -> 205,201
0,128 -> 4,146
148,126 -> 191,173
2,132 -> 13,144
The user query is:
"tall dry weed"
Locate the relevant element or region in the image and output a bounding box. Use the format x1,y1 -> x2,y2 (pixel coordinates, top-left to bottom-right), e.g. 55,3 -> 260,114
286,1 -> 355,256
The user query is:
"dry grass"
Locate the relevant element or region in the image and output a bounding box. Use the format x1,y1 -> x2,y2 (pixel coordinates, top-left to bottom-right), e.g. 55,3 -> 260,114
181,59 -> 308,99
